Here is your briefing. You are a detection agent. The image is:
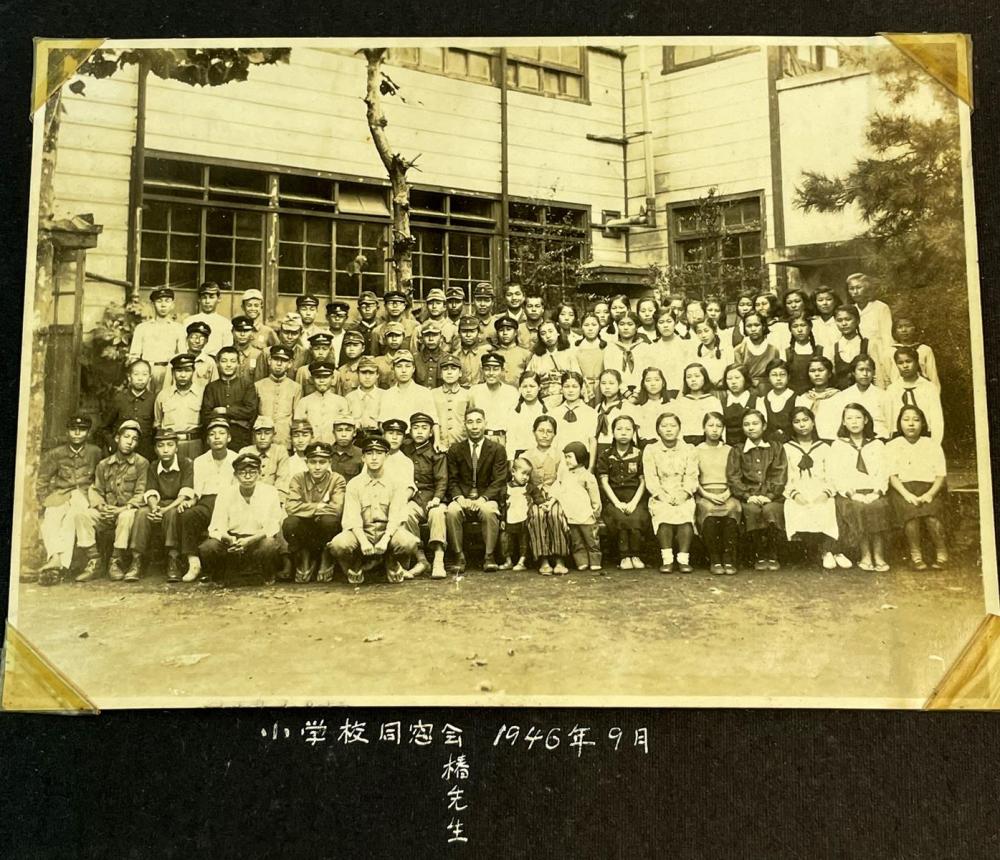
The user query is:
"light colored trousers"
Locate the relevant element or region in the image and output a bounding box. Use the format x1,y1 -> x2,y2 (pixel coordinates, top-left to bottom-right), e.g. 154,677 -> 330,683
40,491 -> 97,567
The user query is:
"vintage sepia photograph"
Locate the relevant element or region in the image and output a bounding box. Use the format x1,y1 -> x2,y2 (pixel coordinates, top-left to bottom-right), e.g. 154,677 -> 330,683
5,35 -> 993,709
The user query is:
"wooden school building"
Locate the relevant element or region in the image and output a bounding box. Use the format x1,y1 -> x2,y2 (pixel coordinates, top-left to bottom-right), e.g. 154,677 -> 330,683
49,42 -> 881,329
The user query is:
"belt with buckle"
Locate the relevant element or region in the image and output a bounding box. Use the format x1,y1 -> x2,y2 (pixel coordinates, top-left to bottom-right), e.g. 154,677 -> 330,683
173,430 -> 202,441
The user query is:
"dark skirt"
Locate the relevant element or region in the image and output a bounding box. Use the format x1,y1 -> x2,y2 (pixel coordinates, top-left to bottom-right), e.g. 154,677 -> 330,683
694,495 -> 742,529
890,480 -> 944,524
603,502 -> 650,536
836,494 -> 892,544
741,499 -> 784,533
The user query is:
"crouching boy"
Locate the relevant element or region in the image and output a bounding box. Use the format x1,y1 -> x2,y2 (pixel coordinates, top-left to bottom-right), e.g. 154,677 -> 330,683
198,452 -> 284,585
329,433 -> 420,584
78,420 -> 149,583
282,442 -> 347,583
129,429 -> 195,581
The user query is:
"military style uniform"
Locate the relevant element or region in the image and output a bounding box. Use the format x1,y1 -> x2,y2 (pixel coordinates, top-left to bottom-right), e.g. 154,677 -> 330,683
254,345 -> 303,448
86,437 -> 150,576
154,354 -> 206,460
293,362 -> 350,445
200,374 -> 259,452
128,288 -> 186,391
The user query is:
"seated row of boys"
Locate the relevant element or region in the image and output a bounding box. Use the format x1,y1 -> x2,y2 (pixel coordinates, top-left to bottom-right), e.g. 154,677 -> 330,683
36,405 -> 510,586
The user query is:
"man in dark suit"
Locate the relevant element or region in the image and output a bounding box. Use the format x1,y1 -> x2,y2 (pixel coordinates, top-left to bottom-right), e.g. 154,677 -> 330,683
445,407 -> 508,573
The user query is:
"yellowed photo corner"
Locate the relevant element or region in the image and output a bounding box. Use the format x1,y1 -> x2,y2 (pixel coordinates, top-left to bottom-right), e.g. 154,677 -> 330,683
2,624 -> 99,713
881,33 -> 973,108
31,39 -> 106,115
8,34 -> 995,711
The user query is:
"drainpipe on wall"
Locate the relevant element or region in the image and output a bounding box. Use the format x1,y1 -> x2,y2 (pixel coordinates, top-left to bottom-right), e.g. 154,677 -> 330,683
499,47 -> 510,287
127,57 -> 149,303
619,49 -> 630,262
639,45 -> 657,228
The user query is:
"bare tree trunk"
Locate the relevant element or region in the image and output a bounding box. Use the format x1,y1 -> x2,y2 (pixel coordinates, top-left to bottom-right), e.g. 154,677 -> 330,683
361,48 -> 414,296
21,91 -> 62,568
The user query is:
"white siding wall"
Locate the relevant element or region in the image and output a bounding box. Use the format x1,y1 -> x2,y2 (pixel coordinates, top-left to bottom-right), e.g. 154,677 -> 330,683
50,46 -> 628,331
623,48 -> 774,266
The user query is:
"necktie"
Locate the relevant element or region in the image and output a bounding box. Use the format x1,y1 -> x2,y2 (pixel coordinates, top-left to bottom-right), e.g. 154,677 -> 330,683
471,442 -> 479,485
902,388 -> 917,406
854,442 -> 869,475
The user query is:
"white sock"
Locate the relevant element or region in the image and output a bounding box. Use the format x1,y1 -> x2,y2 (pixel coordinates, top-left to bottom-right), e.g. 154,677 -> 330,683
660,549 -> 674,563
677,552 -> 690,565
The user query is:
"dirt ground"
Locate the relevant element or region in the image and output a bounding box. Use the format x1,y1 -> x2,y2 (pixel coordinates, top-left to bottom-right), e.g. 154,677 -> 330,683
9,554 -> 986,708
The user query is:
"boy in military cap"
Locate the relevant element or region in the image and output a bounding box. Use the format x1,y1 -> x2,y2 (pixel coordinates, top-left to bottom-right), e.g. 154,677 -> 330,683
373,323 -> 407,387
130,428 -> 195,582
201,345 -> 259,451
103,358 -> 156,461
241,415 -> 291,501
294,361 -> 349,444
154,353 -> 205,460
184,281 -> 233,357
472,282 -> 496,341
231,315 -> 264,384
282,441 -> 347,582
329,415 -> 363,482
348,290 -> 381,355
432,354 -> 471,449
199,452 -> 284,585
491,315 -> 532,385
334,330 -> 366,396
295,331 -> 335,396
254,344 -> 302,448
178,417 -> 237,582
373,291 -> 416,354
287,418 -> 314,480
255,313 -> 307,381
469,352 -> 519,448
297,295 -> 328,346
128,287 -> 185,392
380,418 -> 417,489
36,415 -> 103,585
413,320 -> 448,389
160,321 -> 219,393
240,289 -> 273,351
445,285 -> 466,326
324,300 -> 350,365
329,433 -> 421,584
79,419 -> 149,583
402,411 -> 448,579
345,356 -> 385,435
453,316 -> 488,386
413,287 -> 456,351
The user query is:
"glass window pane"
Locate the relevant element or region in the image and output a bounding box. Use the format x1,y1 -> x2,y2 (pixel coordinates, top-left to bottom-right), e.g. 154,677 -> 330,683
469,235 -> 490,257
467,52 -> 492,80
205,236 -> 232,262
471,258 -> 490,280
204,264 -> 232,284
334,271 -> 357,296
361,223 -> 385,249
280,216 -> 304,243
543,70 -> 560,95
451,257 -> 469,280
361,273 -> 384,293
210,164 -> 267,193
206,209 -> 234,235
336,248 -> 361,272
140,260 -> 165,287
234,267 -> 261,291
337,221 -> 360,245
169,263 -> 199,290
564,74 -> 582,98
392,47 -> 418,64
235,210 -> 263,237
235,239 -> 262,265
505,61 -> 516,87
560,46 -> 582,68
141,232 -> 167,260
445,49 -> 467,75
721,236 -> 740,259
518,64 -> 540,90
508,47 -> 539,61
306,245 -> 331,270
142,203 -> 168,231
305,270 -> 330,294
540,46 -> 562,64
279,244 -> 303,268
279,269 -> 304,295
740,233 -> 761,255
170,206 -> 201,234
306,218 -> 330,245
170,234 -> 199,261
420,47 -> 443,71
145,158 -> 202,186
422,254 -> 443,278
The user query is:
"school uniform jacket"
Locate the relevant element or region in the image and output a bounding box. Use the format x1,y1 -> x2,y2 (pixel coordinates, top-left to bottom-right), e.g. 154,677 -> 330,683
725,439 -> 787,501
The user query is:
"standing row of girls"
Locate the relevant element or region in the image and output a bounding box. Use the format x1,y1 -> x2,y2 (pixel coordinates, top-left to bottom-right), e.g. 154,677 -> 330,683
509,397 -> 948,577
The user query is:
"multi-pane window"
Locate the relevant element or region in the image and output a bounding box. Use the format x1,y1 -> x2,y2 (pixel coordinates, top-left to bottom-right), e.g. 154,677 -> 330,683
507,202 -> 589,298
670,194 -> 765,300
662,45 -> 758,72
505,46 -> 585,99
139,202 -> 201,291
204,209 -> 265,291
780,45 -> 867,78
389,47 -> 497,83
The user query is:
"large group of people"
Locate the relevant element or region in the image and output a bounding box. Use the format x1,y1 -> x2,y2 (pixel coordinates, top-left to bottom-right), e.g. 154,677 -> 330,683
33,272 -> 951,587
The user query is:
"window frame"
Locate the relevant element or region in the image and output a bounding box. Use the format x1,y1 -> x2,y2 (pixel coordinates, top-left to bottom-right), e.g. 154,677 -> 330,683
661,45 -> 759,74
386,46 -> 499,86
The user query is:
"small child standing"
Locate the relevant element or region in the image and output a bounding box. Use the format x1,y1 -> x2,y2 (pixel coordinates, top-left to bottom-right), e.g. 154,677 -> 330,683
500,457 -> 534,571
552,441 -> 603,571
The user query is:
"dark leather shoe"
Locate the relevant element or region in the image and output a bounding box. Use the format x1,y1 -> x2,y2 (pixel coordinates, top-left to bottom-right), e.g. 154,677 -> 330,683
108,557 -> 126,581
482,557 -> 499,572
677,562 -> 693,573
165,555 -> 182,582
75,558 -> 101,582
124,560 -> 141,582
658,561 -> 674,574
450,553 -> 467,574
